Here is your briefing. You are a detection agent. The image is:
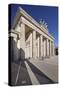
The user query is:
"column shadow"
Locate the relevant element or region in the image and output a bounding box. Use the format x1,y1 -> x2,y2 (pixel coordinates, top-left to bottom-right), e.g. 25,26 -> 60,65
25,59 -> 57,84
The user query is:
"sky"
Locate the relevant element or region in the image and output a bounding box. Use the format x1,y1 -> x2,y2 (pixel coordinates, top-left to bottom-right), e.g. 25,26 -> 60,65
9,4 -> 58,47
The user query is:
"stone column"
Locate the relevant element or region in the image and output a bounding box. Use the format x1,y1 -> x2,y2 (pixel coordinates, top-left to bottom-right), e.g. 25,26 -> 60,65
50,40 -> 52,56
44,39 -> 46,57
37,36 -> 40,58
52,41 -> 55,56
46,39 -> 49,56
48,40 -> 49,56
51,41 -> 54,56
32,30 -> 36,58
20,22 -> 25,60
40,35 -> 43,57
30,32 -> 33,58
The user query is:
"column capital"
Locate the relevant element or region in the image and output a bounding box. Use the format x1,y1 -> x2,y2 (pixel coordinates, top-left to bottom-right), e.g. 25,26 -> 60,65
40,34 -> 43,40
46,38 -> 49,41
19,18 -> 25,27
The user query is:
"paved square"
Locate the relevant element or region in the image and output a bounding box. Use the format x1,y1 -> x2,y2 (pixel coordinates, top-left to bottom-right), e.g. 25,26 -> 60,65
29,56 -> 58,82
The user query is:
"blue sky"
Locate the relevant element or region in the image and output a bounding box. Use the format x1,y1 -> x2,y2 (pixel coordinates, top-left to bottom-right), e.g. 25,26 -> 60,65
10,4 -> 58,47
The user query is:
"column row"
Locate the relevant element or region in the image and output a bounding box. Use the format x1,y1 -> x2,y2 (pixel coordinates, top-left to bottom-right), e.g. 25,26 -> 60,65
20,22 -> 54,59
32,30 -> 54,58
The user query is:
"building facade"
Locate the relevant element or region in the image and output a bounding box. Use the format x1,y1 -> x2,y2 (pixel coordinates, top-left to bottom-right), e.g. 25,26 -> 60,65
9,7 -> 54,61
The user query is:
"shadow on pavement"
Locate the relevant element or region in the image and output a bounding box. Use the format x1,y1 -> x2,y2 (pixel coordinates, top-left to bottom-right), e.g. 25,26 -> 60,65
11,60 -> 32,86
25,59 -> 56,84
